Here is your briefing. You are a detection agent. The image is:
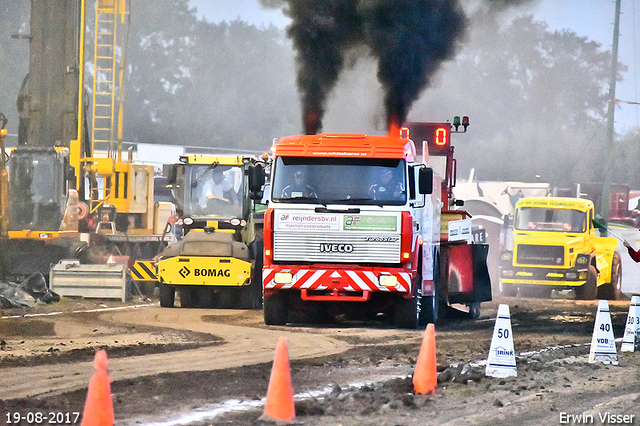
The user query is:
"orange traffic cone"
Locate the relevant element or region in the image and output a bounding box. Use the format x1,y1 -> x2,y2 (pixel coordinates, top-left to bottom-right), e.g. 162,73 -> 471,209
413,323 -> 437,394
260,337 -> 296,423
81,350 -> 114,426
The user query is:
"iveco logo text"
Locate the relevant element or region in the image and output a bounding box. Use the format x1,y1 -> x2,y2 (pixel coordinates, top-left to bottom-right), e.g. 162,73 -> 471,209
319,244 -> 354,253
365,236 -> 399,242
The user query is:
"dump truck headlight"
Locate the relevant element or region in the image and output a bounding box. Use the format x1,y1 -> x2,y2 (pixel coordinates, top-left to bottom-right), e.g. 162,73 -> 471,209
565,272 -> 578,279
502,270 -> 514,277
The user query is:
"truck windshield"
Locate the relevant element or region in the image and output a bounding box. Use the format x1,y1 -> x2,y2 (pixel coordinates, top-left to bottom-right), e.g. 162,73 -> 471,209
183,164 -> 244,219
271,157 -> 406,206
8,151 -> 63,231
515,207 -> 586,232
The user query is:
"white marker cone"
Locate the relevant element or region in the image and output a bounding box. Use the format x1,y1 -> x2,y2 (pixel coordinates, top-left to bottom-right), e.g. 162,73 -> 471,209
485,304 -> 517,378
588,300 -> 618,365
621,296 -> 640,352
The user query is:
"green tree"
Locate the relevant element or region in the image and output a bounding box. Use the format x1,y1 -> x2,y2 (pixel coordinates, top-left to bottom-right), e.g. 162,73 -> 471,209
180,19 -> 298,149
123,1 -> 298,150
411,14 -> 624,187
123,0 -> 198,143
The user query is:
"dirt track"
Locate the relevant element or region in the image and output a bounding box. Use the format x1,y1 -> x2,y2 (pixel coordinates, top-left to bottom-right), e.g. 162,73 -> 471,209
1,296 -> 639,425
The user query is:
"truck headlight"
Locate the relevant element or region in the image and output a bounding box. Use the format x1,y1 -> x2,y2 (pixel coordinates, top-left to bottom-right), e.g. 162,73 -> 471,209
274,272 -> 293,284
502,270 -> 514,277
565,272 -> 578,279
183,217 -> 194,226
379,275 -> 398,287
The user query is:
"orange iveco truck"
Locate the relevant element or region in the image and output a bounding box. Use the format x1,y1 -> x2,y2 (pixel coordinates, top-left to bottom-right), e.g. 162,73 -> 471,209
261,119 -> 492,328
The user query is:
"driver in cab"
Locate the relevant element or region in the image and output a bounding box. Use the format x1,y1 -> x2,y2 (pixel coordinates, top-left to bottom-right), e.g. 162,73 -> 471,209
200,167 -> 235,208
369,169 -> 403,201
281,170 -> 317,198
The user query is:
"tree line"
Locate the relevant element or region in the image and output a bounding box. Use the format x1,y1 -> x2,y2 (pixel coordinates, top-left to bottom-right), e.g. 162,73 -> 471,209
0,0 -> 638,189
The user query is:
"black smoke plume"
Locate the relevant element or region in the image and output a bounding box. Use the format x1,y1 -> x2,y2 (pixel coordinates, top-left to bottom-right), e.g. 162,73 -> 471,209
258,1 -> 521,134
359,1 -> 465,132
285,1 -> 362,135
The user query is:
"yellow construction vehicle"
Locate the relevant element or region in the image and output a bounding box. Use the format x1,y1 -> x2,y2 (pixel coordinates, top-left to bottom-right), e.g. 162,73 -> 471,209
0,0 -> 172,293
157,155 -> 268,308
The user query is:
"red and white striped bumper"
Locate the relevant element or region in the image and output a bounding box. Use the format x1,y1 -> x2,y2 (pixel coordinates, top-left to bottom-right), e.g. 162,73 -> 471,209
263,267 -> 412,298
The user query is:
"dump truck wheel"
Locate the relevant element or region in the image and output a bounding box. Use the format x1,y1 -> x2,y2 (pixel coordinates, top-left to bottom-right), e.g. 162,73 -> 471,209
576,265 -> 597,300
159,282 -> 175,308
264,292 -> 288,325
597,251 -> 622,300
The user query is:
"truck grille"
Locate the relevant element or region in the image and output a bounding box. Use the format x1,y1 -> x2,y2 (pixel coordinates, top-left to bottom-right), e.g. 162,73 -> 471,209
516,244 -> 564,265
273,232 -> 400,264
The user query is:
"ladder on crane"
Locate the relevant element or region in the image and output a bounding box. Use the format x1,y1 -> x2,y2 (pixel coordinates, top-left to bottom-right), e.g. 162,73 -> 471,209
89,0 -> 130,213
91,0 -> 129,162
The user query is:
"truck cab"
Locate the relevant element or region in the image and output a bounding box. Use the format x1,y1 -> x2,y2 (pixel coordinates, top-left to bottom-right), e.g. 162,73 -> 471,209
499,197 -> 621,299
263,127 -> 491,328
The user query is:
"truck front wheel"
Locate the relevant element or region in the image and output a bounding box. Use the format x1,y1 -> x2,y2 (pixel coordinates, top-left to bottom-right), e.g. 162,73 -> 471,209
575,265 -> 597,300
264,292 -> 288,325
395,296 -> 419,329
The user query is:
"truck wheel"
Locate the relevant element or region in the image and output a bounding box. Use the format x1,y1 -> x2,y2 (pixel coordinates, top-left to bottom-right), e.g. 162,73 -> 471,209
159,281 -> 175,308
395,296 -> 419,329
576,265 -> 597,300
419,252 -> 447,326
264,292 -> 288,325
178,286 -> 196,308
468,303 -> 481,319
597,252 -> 622,300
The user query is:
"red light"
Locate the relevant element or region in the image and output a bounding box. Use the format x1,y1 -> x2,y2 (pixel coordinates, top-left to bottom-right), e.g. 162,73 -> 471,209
435,127 -> 447,146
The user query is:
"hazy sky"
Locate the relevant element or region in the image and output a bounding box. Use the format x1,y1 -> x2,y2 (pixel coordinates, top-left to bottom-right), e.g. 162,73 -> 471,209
188,0 -> 640,135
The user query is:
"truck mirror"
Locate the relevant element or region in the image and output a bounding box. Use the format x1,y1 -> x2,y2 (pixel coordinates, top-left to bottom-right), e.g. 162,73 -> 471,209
248,164 -> 266,199
164,164 -> 178,184
418,167 -> 433,195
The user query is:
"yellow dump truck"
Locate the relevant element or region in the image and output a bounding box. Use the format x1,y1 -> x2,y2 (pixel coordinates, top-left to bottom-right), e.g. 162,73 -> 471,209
499,197 -> 621,299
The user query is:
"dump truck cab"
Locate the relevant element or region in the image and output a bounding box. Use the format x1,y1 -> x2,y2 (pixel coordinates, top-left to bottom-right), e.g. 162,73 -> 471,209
499,197 -> 621,299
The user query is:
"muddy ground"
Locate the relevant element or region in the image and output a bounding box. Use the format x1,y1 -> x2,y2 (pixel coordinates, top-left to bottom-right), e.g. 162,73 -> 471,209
0,296 -> 639,425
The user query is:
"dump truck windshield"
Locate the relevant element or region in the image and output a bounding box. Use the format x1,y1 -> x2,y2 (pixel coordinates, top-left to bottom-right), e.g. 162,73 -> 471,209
183,164 -> 244,219
271,157 -> 406,206
515,207 -> 586,232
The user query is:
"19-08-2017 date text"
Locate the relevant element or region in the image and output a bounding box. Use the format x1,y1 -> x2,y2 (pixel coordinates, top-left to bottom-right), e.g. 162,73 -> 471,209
5,412 -> 81,425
